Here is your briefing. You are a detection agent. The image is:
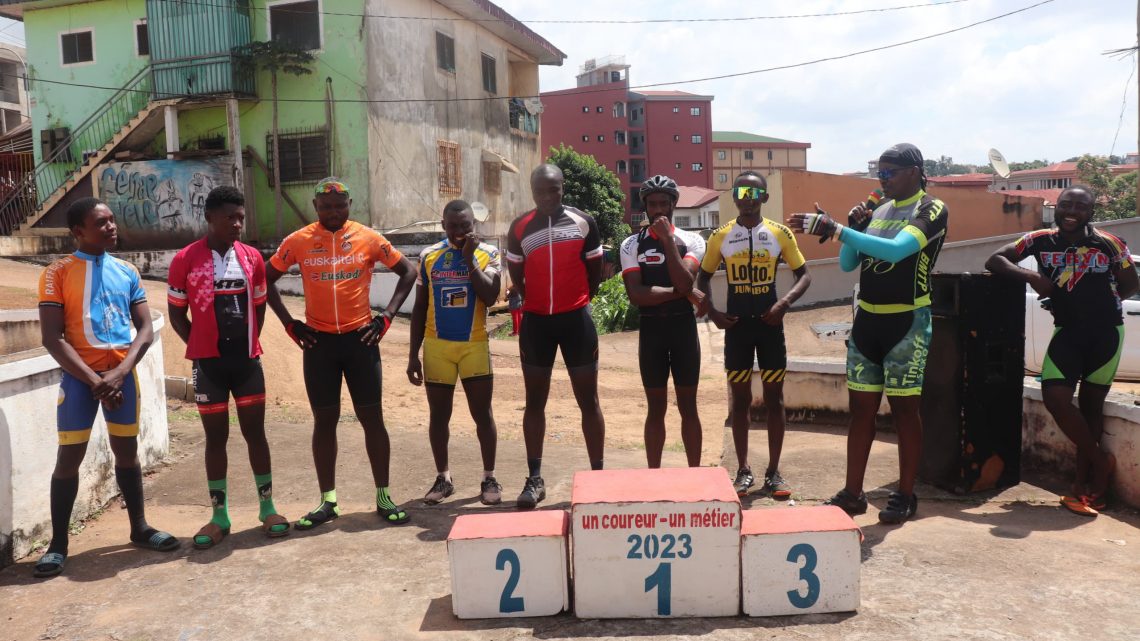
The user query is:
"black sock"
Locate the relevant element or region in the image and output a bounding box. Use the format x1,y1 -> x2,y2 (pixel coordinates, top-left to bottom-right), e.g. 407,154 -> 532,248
115,466 -> 149,537
48,476 -> 79,554
527,458 -> 542,478
590,459 -> 604,471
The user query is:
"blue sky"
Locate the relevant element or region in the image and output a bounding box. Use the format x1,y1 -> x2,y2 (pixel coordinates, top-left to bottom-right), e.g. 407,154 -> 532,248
2,0 -> 1135,174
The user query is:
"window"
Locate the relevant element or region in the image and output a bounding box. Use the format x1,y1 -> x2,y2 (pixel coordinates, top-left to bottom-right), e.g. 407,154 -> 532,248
674,163 -> 681,169
690,107 -> 701,116
674,215 -> 692,228
60,30 -> 94,65
436,32 -> 455,72
691,135 -> 702,144
615,131 -> 626,145
717,150 -> 726,160
266,129 -> 329,185
582,135 -> 589,142
616,160 -> 627,174
597,135 -> 605,142
744,150 -> 754,160
438,141 -> 461,194
483,161 -> 501,195
672,107 -> 679,113
673,135 -> 680,142
612,102 -> 625,118
768,150 -> 774,160
630,212 -> 645,226
135,20 -> 149,56
481,54 -> 496,93
270,0 -> 322,51
0,62 -> 17,103
691,163 -> 703,171
582,106 -> 590,113
596,106 -> 603,113
717,173 -> 728,184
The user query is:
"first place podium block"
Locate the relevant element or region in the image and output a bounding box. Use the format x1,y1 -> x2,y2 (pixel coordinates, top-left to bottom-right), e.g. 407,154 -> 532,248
447,510 -> 570,619
572,468 -> 741,618
741,506 -> 862,617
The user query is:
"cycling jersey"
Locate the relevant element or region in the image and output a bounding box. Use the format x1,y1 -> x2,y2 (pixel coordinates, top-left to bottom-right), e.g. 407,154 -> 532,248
855,191 -> 948,313
506,206 -> 603,315
270,220 -> 403,334
619,224 -> 706,317
1011,227 -> 1131,327
417,239 -> 501,341
700,218 -> 805,318
38,251 -> 147,371
168,238 -> 267,360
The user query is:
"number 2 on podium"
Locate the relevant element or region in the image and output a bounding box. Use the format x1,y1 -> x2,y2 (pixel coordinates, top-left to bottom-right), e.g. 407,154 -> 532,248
496,548 -> 525,613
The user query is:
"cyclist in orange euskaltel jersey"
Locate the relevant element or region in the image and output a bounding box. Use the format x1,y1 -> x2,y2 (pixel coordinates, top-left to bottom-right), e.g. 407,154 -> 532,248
266,178 -> 417,528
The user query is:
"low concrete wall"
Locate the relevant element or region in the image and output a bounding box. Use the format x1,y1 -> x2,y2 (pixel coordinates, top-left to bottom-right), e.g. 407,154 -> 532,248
1023,381 -> 1140,508
0,311 -> 169,565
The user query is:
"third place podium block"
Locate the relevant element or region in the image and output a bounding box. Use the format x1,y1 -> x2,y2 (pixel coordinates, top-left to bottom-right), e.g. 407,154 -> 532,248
571,468 -> 741,618
740,505 -> 862,617
448,510 -> 570,619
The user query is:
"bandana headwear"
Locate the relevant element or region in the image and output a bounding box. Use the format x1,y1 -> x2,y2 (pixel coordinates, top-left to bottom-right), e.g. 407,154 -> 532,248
879,143 -> 924,168
314,179 -> 350,197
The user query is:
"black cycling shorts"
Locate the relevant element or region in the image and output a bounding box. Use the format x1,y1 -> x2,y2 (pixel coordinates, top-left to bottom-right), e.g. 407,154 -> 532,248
518,307 -> 598,371
1042,325 -> 1123,388
192,339 -> 266,414
639,314 -> 701,388
724,317 -> 786,384
302,329 -> 382,409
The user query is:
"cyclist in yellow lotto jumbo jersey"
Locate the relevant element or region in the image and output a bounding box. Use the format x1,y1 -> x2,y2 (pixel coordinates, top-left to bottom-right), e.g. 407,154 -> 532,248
696,170 -> 811,499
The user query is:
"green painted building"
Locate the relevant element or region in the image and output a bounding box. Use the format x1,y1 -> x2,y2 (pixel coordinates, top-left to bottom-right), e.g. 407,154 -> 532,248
0,0 -> 564,246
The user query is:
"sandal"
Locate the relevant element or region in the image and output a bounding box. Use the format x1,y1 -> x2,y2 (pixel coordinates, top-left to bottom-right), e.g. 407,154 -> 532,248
377,504 -> 410,525
1060,495 -> 1099,517
33,552 -> 66,578
193,522 -> 230,549
295,501 -> 340,531
260,513 -> 291,538
132,529 -> 180,552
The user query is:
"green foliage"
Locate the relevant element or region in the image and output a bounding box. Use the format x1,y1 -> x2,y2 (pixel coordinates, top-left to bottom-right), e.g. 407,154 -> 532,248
547,144 -> 630,246
1008,159 -> 1050,172
590,274 -> 639,335
922,156 -> 975,177
1075,154 -> 1137,222
231,41 -> 316,77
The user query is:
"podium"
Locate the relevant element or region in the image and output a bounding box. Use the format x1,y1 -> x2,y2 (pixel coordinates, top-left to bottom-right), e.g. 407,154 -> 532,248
447,510 -> 570,619
571,467 -> 742,618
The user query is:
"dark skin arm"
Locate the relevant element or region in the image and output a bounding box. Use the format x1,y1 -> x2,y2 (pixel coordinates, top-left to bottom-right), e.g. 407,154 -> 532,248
98,301 -> 154,398
406,282 -> 429,386
1115,260 -> 1140,299
696,269 -> 737,329
508,261 -> 526,301
462,233 -> 502,306
168,304 -> 191,345
266,263 -> 317,349
986,244 -> 1055,298
761,265 -> 811,326
360,255 -> 418,345
586,256 -> 603,300
40,305 -> 103,390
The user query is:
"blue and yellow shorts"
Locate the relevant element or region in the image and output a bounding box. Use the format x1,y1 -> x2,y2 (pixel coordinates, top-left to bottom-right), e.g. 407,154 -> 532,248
423,337 -> 492,386
57,369 -> 140,445
846,307 -> 931,397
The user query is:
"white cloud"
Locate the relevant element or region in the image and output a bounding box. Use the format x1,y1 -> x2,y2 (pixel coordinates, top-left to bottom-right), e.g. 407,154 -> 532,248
497,0 -> 1139,172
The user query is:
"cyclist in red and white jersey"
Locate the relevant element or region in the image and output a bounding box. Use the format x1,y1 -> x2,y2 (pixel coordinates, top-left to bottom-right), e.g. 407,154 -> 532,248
505,164 -> 605,509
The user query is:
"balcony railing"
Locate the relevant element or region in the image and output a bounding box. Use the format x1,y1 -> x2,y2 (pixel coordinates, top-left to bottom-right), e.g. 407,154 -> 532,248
509,99 -> 539,135
147,0 -> 255,97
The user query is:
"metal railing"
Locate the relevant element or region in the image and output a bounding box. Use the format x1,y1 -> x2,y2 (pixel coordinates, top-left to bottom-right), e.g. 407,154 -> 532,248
0,67 -> 154,235
509,99 -> 539,135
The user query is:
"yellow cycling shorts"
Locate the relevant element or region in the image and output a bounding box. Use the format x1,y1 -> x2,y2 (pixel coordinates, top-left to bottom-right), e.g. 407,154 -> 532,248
423,337 -> 492,386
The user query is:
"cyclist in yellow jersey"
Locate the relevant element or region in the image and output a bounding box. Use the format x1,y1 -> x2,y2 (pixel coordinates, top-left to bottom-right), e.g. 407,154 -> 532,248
696,171 -> 811,498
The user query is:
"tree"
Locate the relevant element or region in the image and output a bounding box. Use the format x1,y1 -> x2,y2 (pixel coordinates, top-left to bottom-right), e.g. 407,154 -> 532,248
547,144 -> 630,246
1008,159 -> 1050,172
1075,154 -> 1137,221
232,41 -> 315,238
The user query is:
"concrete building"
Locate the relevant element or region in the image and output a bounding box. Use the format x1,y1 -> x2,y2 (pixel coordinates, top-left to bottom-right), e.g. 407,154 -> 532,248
669,185 -> 719,230
1002,161 -> 1138,191
710,131 -> 809,190
540,56 -> 712,221
0,0 -> 563,248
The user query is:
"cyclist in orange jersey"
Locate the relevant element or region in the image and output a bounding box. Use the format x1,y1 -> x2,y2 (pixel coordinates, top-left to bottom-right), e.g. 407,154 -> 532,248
266,178 -> 417,528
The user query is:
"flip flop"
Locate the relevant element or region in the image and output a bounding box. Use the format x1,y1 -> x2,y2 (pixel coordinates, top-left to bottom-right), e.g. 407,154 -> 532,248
1060,495 -> 1099,517
193,522 -> 230,550
260,513 -> 291,538
133,529 -> 180,552
33,552 -> 66,578
1082,494 -> 1107,511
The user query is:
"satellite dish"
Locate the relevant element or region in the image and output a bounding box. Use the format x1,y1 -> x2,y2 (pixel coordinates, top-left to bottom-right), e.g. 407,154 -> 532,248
470,201 -> 489,223
524,97 -> 544,115
988,148 -> 1011,179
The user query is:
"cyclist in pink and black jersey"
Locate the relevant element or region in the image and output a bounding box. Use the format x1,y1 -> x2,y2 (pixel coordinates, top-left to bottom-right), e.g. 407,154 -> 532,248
505,164 -> 605,509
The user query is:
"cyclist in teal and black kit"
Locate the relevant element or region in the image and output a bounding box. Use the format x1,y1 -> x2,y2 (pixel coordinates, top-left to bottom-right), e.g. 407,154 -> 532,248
987,186 -> 1138,516
792,143 -> 947,525
620,175 -> 706,468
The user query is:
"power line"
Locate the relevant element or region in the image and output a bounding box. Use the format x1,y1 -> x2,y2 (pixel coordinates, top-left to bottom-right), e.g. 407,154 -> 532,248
151,0 -> 973,25
7,0 -> 1053,105
1110,52 -> 1136,157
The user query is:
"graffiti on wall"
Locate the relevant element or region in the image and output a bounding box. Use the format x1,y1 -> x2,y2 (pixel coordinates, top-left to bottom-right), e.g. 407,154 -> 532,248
98,158 -> 232,237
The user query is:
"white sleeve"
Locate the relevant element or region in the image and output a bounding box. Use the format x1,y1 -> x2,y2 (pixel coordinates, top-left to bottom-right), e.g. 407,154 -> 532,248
619,234 -> 640,274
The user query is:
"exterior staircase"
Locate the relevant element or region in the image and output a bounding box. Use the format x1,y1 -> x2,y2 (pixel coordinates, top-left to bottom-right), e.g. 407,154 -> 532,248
0,66 -> 181,250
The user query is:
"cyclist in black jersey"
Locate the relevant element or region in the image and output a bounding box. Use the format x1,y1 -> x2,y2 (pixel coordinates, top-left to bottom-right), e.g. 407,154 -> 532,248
619,175 -> 707,468
987,186 -> 1138,516
792,143 -> 947,525
697,171 -> 812,498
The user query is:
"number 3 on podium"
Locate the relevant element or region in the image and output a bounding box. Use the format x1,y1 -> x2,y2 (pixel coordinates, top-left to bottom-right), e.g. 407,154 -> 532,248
786,543 -> 820,609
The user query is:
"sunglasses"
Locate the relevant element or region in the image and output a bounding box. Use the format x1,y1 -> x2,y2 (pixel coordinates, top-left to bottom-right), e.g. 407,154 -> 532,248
734,186 -> 767,200
315,181 -> 350,196
876,167 -> 912,181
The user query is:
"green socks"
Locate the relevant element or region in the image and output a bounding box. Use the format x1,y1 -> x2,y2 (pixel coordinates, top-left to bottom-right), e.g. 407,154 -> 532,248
321,489 -> 337,505
255,473 -> 288,535
376,486 -> 408,523
208,478 -> 231,530
376,487 -> 396,510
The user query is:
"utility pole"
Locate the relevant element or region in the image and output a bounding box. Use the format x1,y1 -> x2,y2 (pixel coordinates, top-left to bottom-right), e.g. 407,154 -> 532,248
1136,0 -> 1138,216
